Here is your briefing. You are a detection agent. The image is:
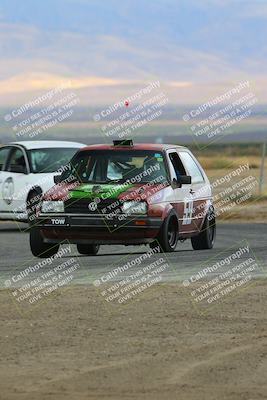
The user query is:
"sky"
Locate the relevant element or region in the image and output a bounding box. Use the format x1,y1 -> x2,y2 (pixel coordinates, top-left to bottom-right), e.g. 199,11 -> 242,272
0,0 -> 266,105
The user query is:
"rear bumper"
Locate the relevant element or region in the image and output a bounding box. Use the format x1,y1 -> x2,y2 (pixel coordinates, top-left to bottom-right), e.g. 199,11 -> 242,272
37,213 -> 162,245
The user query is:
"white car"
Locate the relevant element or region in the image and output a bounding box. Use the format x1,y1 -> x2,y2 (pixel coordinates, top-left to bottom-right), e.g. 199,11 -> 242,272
0,141 -> 85,222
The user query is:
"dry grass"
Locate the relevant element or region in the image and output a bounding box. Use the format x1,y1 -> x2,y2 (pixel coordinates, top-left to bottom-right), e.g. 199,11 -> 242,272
198,155 -> 262,170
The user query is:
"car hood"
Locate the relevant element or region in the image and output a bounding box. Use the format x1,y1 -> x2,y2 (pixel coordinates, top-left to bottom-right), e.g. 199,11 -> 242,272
44,181 -> 167,203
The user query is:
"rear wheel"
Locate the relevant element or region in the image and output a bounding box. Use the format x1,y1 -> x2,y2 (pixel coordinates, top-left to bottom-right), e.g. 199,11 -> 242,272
150,211 -> 179,252
77,244 -> 100,255
191,211 -> 216,250
30,227 -> 59,258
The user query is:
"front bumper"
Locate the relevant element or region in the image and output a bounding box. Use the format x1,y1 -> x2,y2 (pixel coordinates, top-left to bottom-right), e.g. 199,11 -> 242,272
36,213 -> 162,245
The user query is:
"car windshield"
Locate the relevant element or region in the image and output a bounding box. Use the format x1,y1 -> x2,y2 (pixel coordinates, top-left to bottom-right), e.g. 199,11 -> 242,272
30,148 -> 80,173
61,150 -> 168,184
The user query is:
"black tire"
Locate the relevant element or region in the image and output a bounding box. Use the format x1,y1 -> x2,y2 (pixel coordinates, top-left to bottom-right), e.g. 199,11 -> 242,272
27,190 -> 42,225
150,210 -> 179,253
191,210 -> 216,250
77,244 -> 100,255
149,240 -> 161,252
30,227 -> 59,258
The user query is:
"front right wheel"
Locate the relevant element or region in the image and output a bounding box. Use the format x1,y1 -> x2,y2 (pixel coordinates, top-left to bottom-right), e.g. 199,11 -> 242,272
77,244 -> 100,255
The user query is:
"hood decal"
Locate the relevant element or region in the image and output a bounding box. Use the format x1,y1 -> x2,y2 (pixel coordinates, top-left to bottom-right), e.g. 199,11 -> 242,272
69,183 -> 134,200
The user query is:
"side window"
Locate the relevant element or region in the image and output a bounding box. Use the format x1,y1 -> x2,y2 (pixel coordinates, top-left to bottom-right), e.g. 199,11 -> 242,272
0,147 -> 11,171
168,152 -> 186,180
179,152 -> 204,184
7,148 -> 27,174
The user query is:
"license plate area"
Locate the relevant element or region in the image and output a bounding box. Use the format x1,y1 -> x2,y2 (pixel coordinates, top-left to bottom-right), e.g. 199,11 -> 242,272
46,217 -> 67,226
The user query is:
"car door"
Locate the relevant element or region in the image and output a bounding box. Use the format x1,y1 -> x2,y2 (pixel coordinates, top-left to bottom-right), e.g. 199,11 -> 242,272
165,149 -> 195,234
1,146 -> 30,217
0,146 -> 13,214
178,151 -> 211,232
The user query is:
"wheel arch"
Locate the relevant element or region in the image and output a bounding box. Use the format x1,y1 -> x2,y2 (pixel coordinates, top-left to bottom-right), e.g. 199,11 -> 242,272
27,186 -> 43,202
161,204 -> 178,221
162,207 -> 179,230
199,203 -> 216,231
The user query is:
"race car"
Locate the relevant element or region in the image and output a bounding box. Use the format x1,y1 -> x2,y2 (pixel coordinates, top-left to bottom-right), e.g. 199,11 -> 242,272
31,139 -> 216,257
0,141 -> 85,223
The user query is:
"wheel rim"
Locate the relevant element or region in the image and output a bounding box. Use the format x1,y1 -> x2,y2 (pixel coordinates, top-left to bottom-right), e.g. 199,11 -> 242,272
168,219 -> 178,248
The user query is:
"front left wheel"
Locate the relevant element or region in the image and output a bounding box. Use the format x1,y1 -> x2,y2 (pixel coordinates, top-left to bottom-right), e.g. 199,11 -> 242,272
30,227 -> 59,258
150,211 -> 179,252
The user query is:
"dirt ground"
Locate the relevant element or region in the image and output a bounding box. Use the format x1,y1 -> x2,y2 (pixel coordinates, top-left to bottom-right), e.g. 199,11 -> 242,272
220,201 -> 267,223
0,281 -> 267,400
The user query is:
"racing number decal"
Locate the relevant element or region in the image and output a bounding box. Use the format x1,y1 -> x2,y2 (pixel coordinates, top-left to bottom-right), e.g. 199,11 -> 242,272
2,177 -> 14,205
182,200 -> 193,225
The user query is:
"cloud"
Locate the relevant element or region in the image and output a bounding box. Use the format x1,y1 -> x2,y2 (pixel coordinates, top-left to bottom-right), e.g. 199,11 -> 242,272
0,72 -> 130,94
0,17 -> 266,105
0,22 -> 251,82
240,2 -> 267,18
197,0 -> 267,18
167,81 -> 193,88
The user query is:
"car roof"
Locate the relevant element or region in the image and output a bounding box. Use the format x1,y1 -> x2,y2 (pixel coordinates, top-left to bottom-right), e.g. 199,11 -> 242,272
79,143 -> 188,152
8,141 -> 86,150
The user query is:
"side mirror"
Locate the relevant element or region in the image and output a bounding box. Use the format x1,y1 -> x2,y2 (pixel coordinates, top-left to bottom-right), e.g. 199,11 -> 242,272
172,175 -> 192,188
54,174 -> 61,184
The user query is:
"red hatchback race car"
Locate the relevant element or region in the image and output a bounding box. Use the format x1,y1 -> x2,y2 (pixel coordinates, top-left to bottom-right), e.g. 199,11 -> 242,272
30,140 -> 216,258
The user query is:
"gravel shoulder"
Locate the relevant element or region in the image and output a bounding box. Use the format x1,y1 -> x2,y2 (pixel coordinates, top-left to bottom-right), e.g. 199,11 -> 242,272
1,281 -> 267,400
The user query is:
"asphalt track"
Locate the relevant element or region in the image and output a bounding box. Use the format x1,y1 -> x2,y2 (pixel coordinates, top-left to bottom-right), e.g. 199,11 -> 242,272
0,221 -> 266,288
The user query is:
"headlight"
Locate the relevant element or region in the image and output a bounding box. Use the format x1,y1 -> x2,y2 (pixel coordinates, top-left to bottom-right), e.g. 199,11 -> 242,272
41,201 -> 64,213
121,201 -> 147,215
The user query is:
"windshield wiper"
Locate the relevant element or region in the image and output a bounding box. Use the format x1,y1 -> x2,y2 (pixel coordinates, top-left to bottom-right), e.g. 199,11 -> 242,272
107,178 -> 127,183
80,180 -> 110,184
